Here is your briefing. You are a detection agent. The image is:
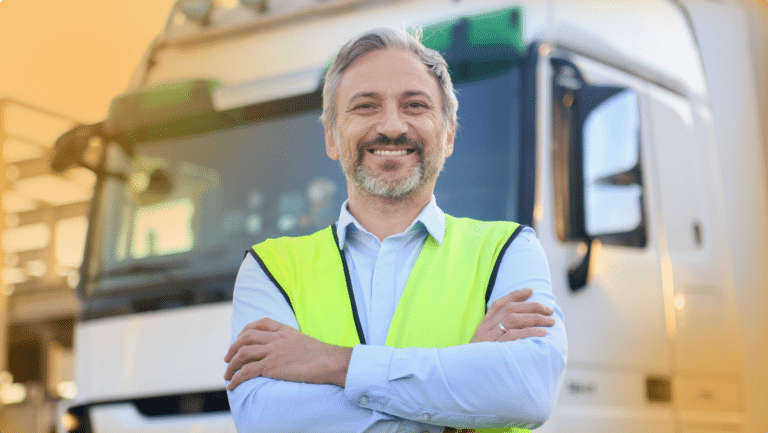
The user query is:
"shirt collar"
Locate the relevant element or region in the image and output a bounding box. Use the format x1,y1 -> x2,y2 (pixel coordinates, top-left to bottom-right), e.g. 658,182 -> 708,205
335,196 -> 445,248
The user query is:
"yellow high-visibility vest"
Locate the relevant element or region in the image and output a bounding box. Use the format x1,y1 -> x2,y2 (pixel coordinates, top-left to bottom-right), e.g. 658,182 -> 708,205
252,215 -> 529,432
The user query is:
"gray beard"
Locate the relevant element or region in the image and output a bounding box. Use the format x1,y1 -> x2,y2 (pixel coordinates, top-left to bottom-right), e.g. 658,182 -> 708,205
353,161 -> 424,199
335,132 -> 446,200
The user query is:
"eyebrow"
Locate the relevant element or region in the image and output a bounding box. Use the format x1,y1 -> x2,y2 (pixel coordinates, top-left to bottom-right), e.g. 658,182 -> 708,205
348,92 -> 378,103
402,91 -> 434,102
347,90 -> 435,104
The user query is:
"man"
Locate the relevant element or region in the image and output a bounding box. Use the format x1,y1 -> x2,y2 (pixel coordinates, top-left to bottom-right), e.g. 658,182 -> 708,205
224,27 -> 567,432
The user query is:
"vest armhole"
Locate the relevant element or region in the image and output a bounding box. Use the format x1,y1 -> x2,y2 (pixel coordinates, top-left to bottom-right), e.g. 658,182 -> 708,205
331,224 -> 367,345
247,249 -> 296,315
484,224 -> 526,312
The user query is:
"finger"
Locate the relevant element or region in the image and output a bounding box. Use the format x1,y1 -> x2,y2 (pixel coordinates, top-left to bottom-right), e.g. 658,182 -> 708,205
224,329 -> 273,362
227,362 -> 262,391
499,327 -> 547,342
238,317 -> 286,336
486,299 -> 552,333
224,348 -> 252,381
488,288 -> 533,316
501,301 -> 555,317
479,303 -> 519,337
502,313 -> 556,330
224,345 -> 268,381
497,321 -> 510,340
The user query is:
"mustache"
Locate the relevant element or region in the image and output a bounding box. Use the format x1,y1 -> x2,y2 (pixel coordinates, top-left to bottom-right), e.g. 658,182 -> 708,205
358,134 -> 424,152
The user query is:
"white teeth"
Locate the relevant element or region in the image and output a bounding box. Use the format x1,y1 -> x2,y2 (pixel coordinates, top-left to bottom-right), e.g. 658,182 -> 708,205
371,149 -> 410,156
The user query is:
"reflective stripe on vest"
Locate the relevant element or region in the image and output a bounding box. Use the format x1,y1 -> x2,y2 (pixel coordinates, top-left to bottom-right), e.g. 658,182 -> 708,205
251,215 -> 530,432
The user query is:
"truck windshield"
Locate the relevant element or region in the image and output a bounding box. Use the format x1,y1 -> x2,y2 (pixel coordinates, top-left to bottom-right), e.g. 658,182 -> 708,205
86,67 -> 526,303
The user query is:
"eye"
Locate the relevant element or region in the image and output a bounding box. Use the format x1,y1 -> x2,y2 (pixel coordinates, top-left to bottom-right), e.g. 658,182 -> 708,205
352,102 -> 376,111
405,101 -> 430,113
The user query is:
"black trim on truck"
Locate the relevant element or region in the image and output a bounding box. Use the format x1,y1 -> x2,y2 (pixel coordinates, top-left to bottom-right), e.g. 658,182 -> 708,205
518,42 -> 540,226
64,390 -> 230,433
80,273 -> 236,322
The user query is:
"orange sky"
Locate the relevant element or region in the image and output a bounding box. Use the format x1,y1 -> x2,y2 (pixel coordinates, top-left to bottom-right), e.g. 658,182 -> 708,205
0,0 -> 177,123
2,0 -> 767,125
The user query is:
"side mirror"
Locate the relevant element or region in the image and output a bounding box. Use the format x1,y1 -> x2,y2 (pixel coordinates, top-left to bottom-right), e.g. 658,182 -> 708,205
50,123 -> 103,173
551,57 -> 647,292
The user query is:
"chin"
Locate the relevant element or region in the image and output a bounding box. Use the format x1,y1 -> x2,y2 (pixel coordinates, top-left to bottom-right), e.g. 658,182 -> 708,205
356,170 -> 424,199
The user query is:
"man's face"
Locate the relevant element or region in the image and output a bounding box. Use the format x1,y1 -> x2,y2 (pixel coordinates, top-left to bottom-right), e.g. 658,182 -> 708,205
325,49 -> 455,199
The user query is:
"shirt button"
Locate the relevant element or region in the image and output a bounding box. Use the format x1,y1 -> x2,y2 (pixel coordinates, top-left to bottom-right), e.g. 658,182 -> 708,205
422,413 -> 431,421
359,395 -> 369,405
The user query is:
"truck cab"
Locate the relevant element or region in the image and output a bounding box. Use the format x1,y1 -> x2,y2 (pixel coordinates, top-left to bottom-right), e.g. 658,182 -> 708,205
55,1 -> 768,432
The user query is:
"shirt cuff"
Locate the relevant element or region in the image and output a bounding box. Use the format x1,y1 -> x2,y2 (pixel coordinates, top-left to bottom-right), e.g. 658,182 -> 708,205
345,344 -> 394,409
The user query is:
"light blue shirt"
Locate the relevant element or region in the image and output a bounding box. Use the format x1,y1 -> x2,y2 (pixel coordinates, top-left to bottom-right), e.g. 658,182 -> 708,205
227,197 -> 567,432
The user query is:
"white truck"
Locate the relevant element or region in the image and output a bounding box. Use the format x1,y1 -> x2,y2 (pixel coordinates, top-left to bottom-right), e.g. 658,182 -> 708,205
53,0 -> 767,432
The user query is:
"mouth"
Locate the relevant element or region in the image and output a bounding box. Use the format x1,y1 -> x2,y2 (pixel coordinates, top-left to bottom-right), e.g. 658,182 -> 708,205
368,148 -> 416,156
359,135 -> 423,159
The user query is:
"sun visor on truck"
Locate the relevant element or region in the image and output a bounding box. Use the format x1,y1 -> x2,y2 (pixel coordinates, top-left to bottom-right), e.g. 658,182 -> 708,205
421,6 -> 525,83
104,79 -> 225,143
101,7 -> 525,143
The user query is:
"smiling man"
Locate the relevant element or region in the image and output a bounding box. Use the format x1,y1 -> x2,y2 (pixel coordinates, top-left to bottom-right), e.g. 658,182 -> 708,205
224,28 -> 567,433
329,48 -> 450,205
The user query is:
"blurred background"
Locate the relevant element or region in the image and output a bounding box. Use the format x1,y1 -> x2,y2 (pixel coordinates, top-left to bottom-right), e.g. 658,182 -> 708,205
0,1 -> 176,430
0,0 -> 767,432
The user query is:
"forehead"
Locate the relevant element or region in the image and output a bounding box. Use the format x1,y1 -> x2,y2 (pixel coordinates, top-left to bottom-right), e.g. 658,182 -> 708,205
337,49 -> 441,100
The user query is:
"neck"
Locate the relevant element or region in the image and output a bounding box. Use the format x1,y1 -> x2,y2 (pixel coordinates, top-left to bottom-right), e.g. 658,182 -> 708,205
346,184 -> 433,241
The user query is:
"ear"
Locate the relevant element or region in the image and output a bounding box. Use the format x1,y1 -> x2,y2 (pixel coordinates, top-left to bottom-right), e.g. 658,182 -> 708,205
443,123 -> 456,159
325,126 -> 340,160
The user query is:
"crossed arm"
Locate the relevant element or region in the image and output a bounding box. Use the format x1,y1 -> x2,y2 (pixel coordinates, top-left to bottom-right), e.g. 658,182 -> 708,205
225,232 -> 567,432
225,288 -> 553,389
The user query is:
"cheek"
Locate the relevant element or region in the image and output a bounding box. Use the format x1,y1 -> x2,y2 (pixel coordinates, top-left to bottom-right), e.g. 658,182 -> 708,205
413,118 -> 444,145
338,139 -> 362,165
339,119 -> 367,142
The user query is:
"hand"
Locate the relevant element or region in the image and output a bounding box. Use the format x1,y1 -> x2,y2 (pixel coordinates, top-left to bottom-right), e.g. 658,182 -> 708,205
224,318 -> 353,391
469,288 -> 555,343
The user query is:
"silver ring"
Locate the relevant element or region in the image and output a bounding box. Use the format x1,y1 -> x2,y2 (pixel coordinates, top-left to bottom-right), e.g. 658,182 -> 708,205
498,322 -> 508,333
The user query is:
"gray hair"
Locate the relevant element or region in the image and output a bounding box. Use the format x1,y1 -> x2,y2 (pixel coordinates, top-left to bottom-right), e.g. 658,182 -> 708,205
320,27 -> 458,131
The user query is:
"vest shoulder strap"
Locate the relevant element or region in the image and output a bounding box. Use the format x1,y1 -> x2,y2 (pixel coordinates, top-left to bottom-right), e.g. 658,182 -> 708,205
251,226 -> 361,346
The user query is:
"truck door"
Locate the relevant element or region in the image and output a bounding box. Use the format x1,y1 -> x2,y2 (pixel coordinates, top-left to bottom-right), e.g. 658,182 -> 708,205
534,47 -> 675,432
644,80 -> 743,432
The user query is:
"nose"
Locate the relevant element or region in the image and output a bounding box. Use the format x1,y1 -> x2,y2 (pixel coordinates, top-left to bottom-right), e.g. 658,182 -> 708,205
375,104 -> 408,139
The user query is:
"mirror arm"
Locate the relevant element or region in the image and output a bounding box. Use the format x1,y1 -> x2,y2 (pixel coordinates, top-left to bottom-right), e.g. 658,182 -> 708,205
52,123 -> 130,182
82,148 -> 128,181
91,166 -> 129,182
568,238 -> 592,292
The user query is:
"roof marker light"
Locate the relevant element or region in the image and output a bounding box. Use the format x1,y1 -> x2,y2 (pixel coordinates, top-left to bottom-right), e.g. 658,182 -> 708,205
179,0 -> 215,25
240,0 -> 268,13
